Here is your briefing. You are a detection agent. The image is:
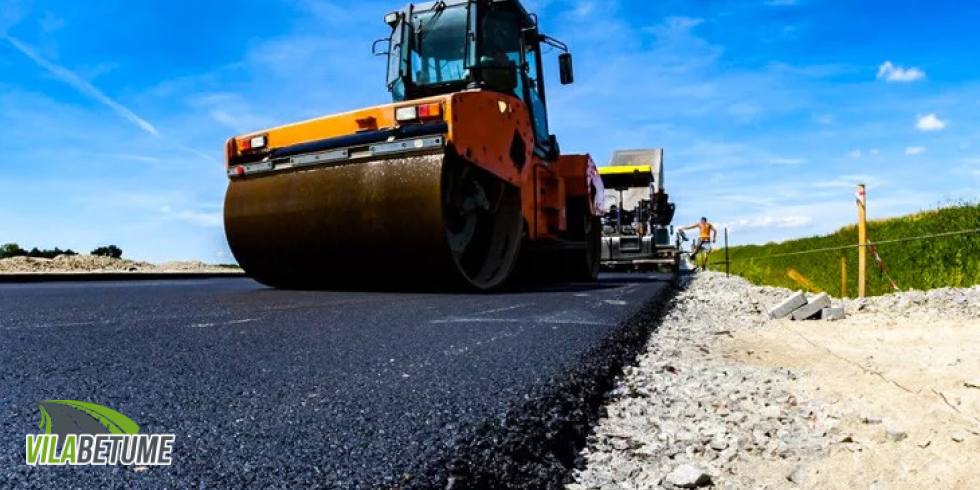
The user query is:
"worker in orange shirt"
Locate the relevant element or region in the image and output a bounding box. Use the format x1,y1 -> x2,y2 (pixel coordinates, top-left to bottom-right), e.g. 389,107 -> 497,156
678,217 -> 717,271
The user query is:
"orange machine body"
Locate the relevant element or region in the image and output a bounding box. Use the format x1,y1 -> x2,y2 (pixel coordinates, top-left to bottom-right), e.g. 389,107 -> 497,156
225,89 -> 603,244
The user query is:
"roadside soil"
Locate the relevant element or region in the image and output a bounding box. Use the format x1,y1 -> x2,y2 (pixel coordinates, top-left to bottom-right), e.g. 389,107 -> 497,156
0,255 -> 240,273
566,271 -> 980,490
729,304 -> 980,489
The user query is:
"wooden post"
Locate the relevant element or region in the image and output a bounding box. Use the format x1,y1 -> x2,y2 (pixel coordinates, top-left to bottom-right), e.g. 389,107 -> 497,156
857,184 -> 867,298
724,227 -> 729,278
841,256 -> 847,298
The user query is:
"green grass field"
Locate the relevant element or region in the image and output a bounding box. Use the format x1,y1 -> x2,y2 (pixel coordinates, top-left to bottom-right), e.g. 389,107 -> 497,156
708,202 -> 980,297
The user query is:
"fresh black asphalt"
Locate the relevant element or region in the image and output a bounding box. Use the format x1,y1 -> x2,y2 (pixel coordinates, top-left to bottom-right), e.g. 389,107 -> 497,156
0,273 -> 677,489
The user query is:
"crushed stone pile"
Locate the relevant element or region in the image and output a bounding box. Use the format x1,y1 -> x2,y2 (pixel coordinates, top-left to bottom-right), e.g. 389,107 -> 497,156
566,272 -> 838,489
0,255 -> 238,273
841,286 -> 980,321
565,271 -> 980,490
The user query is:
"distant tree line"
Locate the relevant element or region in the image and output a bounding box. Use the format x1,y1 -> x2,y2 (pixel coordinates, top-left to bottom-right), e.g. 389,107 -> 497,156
90,245 -> 124,258
1,243 -> 123,259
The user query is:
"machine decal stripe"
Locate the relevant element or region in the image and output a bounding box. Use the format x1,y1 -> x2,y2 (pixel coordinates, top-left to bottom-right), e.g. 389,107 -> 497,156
270,122 -> 449,159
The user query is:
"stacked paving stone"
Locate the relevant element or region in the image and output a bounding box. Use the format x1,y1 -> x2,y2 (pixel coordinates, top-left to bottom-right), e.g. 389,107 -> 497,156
767,291 -> 846,321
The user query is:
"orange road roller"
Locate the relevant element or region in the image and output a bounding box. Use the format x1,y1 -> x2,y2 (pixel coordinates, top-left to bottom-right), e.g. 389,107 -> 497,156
222,0 -> 605,290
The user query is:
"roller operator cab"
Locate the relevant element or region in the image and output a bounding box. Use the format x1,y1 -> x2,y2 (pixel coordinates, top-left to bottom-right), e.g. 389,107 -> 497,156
222,0 -> 605,291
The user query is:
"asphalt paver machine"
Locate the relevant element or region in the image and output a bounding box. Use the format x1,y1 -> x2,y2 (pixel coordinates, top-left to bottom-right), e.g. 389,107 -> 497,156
598,149 -> 680,273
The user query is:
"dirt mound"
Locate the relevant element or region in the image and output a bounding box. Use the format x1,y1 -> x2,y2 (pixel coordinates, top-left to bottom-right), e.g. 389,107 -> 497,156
156,260 -> 214,271
0,255 -> 237,273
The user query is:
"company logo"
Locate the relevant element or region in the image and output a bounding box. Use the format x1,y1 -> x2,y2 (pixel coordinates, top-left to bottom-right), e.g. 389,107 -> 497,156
26,400 -> 175,466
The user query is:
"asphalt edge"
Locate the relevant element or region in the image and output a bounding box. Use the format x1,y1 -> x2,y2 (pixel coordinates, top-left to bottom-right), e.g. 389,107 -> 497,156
400,274 -> 688,490
0,271 -> 247,283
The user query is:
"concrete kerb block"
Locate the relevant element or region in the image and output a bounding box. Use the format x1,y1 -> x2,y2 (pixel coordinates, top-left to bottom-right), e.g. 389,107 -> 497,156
822,306 -> 846,321
768,291 -> 808,320
791,293 -> 832,321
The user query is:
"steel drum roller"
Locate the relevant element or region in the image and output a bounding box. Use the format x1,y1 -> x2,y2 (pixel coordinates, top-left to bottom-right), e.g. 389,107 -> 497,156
223,152 -> 523,290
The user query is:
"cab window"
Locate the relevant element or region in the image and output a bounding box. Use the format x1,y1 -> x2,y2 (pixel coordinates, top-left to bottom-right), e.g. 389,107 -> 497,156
524,43 -> 550,155
478,10 -> 524,98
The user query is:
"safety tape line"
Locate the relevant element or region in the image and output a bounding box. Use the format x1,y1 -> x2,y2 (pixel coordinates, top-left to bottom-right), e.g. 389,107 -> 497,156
868,242 -> 901,291
727,227 -> 980,260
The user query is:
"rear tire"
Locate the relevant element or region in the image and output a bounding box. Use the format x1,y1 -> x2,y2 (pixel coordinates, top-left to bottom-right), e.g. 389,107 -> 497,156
509,199 -> 601,285
564,214 -> 601,281
560,198 -> 601,282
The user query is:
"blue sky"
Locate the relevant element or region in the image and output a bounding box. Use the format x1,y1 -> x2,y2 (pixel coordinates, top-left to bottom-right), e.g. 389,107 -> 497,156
1,0 -> 978,263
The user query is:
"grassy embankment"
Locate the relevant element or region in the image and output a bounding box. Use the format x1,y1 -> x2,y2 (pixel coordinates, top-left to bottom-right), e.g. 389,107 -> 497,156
710,203 -> 980,297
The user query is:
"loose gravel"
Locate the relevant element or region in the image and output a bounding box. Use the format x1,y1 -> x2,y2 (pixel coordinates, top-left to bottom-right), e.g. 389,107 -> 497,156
841,285 -> 980,322
565,271 -> 980,489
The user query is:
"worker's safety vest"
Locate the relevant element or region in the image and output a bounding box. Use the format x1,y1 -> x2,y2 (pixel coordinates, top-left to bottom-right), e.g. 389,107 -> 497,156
698,222 -> 711,239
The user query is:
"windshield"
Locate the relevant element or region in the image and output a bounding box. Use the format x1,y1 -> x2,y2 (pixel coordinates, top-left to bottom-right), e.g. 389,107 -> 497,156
388,4 -> 471,101
410,5 -> 469,86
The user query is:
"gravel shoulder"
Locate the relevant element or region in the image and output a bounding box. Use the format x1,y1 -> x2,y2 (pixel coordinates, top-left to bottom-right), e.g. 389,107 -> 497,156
566,271 -> 980,490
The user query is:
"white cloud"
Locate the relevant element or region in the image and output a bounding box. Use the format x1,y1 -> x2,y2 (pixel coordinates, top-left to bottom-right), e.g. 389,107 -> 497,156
172,211 -> 222,227
661,16 -> 704,30
3,35 -> 159,136
769,157 -> 804,165
203,103 -> 274,135
876,61 -> 925,82
844,174 -> 885,187
717,194 -> 781,207
39,12 -> 65,33
106,154 -> 168,163
160,206 -> 222,227
727,102 -> 762,122
765,0 -> 798,5
869,148 -> 880,155
813,174 -> 884,189
0,0 -> 31,33
916,113 -> 946,131
767,62 -> 855,78
815,114 -> 835,125
812,180 -> 852,189
573,0 -> 596,16
209,110 -> 243,132
849,150 -> 862,158
905,146 -> 925,155
725,215 -> 813,230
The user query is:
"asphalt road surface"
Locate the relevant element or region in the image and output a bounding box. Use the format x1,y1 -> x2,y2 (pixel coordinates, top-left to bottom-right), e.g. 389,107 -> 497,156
0,273 -> 676,489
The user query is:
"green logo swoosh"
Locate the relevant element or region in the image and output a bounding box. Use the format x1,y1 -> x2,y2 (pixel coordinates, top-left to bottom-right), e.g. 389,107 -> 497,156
37,400 -> 140,436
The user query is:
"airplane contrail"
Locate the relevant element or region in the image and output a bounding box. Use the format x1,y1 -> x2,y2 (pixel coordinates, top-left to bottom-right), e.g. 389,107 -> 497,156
4,34 -> 159,136
5,34 -> 223,164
